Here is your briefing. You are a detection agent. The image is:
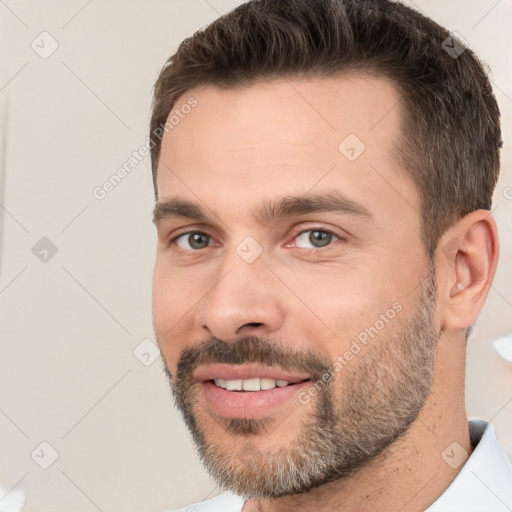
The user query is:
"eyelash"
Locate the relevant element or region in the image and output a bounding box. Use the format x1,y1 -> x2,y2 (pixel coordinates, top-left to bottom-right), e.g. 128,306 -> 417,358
170,227 -> 343,252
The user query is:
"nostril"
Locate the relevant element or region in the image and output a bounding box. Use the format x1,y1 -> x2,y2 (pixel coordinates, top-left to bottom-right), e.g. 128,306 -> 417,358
244,322 -> 263,328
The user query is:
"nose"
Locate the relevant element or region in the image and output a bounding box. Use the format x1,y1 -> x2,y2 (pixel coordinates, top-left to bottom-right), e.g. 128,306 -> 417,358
195,251 -> 285,342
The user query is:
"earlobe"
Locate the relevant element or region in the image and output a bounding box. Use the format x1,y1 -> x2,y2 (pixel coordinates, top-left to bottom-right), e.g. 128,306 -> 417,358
437,210 -> 499,331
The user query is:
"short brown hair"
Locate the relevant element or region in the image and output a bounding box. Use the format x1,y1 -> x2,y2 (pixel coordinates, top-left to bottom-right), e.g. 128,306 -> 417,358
150,0 -> 501,254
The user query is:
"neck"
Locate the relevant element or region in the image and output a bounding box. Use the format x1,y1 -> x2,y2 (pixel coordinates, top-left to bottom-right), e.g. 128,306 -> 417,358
244,337 -> 471,512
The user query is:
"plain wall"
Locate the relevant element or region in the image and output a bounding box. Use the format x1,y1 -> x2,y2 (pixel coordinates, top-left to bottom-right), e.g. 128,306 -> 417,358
0,1 -> 510,510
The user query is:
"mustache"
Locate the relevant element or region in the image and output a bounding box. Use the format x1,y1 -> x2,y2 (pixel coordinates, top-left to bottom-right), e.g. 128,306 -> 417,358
172,336 -> 332,384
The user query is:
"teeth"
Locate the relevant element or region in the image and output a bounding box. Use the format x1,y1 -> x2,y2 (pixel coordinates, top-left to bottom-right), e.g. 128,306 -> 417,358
213,378 -> 293,391
214,378 -> 226,389
260,378 -> 277,390
242,378 -> 261,391
225,379 -> 242,391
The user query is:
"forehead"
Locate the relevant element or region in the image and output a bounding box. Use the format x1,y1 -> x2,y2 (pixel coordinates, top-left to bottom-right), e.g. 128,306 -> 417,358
156,74 -> 418,226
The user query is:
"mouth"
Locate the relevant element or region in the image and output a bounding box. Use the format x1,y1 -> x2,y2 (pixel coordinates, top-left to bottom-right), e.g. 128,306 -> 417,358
193,364 -> 313,419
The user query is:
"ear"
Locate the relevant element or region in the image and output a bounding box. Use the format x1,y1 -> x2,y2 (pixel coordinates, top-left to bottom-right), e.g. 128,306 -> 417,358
436,210 -> 499,331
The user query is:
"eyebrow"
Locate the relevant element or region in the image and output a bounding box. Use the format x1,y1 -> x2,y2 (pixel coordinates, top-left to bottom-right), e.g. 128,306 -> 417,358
153,191 -> 373,226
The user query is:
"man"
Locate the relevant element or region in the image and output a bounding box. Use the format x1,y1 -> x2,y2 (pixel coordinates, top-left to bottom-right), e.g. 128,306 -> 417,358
149,0 -> 512,510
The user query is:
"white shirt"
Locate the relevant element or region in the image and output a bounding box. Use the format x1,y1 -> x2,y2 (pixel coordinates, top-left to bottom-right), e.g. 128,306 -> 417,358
171,420 -> 511,512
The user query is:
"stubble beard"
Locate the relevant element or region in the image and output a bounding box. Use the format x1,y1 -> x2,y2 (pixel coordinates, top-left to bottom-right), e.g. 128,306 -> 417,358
163,268 -> 439,499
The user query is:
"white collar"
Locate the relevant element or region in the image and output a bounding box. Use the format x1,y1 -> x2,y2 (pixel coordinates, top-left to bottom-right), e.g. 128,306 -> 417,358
426,419 -> 512,511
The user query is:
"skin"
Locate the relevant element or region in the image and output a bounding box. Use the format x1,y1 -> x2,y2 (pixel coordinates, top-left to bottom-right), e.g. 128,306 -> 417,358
152,75 -> 499,511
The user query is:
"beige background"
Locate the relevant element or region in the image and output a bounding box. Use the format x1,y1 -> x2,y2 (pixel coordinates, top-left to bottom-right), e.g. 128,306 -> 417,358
0,1 -> 510,510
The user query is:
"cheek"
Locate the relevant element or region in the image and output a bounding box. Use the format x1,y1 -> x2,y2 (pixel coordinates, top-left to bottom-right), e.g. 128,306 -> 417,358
152,268 -> 172,330
152,267 -> 193,367
152,262 -> 194,324
286,264 -> 387,319
325,290 -> 392,345
279,264 -> 402,357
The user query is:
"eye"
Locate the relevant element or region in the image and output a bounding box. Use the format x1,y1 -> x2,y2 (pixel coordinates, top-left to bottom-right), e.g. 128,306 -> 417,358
294,229 -> 340,249
173,231 -> 213,250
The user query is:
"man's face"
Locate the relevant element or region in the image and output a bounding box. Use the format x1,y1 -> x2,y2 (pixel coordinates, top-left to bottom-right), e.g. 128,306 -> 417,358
152,75 -> 440,497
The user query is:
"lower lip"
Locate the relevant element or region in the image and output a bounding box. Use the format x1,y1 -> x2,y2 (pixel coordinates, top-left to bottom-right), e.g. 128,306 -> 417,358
200,380 -> 312,419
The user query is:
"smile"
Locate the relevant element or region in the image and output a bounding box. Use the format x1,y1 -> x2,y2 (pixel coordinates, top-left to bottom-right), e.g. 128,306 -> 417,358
194,364 -> 313,419
212,377 -> 307,391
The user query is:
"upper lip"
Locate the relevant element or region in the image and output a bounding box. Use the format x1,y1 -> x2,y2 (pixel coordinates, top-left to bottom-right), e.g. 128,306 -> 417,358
193,363 -> 310,383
